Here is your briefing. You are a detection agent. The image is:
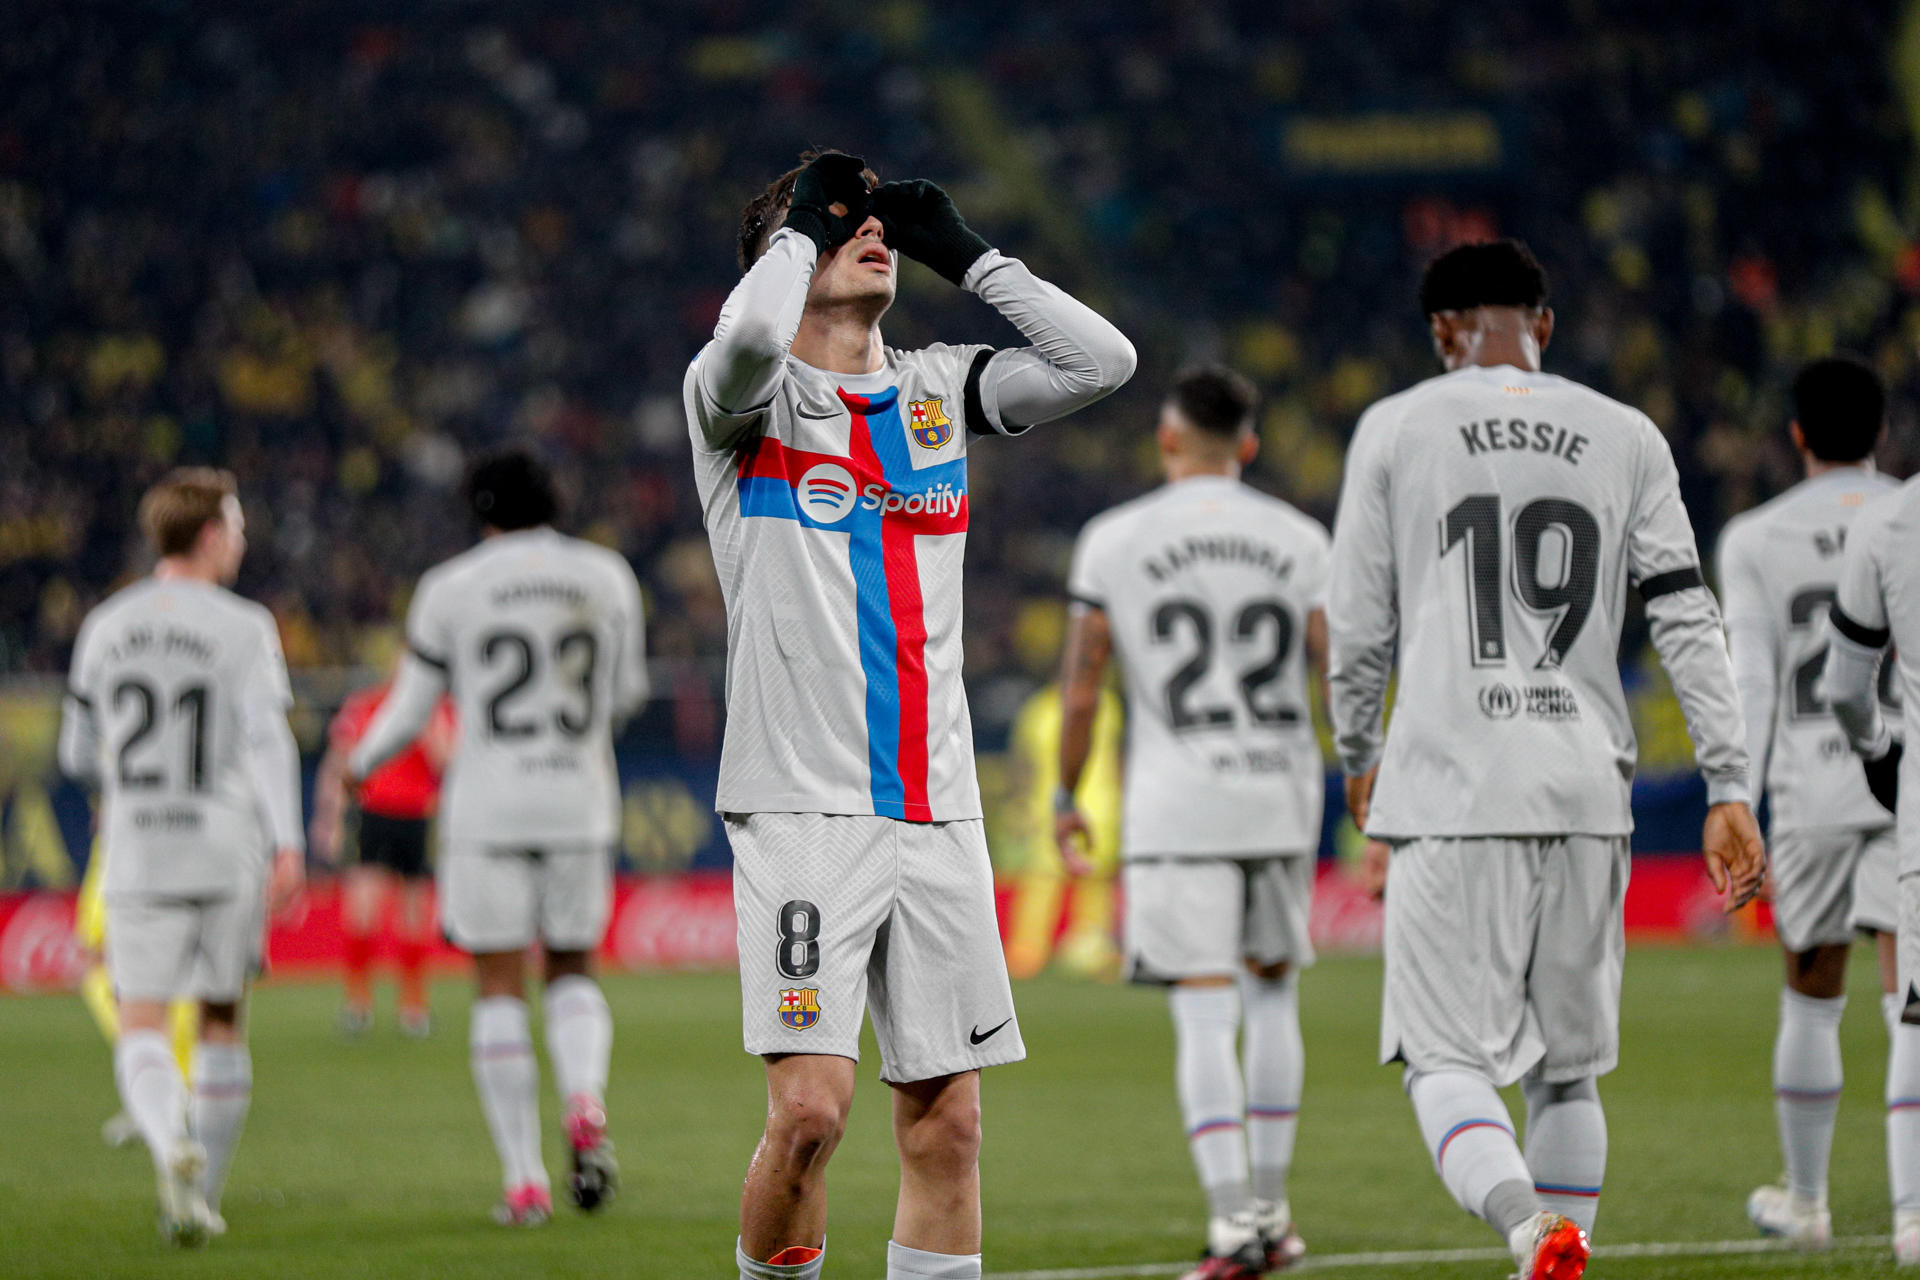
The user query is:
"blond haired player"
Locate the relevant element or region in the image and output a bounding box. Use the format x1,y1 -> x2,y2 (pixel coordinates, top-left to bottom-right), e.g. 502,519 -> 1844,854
60,468 -> 305,1245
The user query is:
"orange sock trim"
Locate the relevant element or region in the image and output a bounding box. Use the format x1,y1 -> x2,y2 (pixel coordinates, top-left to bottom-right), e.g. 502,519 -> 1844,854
766,1245 -> 824,1266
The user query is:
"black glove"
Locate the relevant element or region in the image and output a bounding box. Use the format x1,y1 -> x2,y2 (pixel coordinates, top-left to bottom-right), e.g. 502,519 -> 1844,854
1864,739 -> 1902,813
871,179 -> 991,285
780,151 -> 872,257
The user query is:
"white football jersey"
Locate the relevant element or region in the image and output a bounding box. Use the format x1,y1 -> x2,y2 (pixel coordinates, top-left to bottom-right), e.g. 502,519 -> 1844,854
687,343 -> 1010,823
1717,466 -> 1901,833
1328,364 -> 1749,838
1832,476 -> 1920,864
63,578 -> 295,896
1068,476 -> 1331,857
376,528 -> 646,846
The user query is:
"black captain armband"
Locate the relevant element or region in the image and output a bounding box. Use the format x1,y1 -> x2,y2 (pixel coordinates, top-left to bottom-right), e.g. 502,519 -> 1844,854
1829,602 -> 1892,650
1636,566 -> 1705,601
1864,740 -> 1902,814
964,349 -> 1027,436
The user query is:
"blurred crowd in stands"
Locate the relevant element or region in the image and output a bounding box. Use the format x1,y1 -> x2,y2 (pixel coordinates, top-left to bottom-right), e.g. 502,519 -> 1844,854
3,0 -> 1917,755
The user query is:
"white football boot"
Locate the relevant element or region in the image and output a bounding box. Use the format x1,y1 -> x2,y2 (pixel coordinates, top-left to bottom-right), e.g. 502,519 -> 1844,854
158,1139 -> 214,1247
1894,1208 -> 1920,1266
1746,1183 -> 1831,1250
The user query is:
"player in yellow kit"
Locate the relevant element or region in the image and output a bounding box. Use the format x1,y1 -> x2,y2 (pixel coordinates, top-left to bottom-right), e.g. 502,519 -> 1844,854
1003,681 -> 1124,979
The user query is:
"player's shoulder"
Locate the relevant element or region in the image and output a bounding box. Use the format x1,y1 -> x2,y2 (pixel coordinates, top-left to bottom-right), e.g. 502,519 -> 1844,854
1236,483 -> 1332,545
887,341 -> 993,383
1853,473 -> 1920,551
1077,484 -> 1169,546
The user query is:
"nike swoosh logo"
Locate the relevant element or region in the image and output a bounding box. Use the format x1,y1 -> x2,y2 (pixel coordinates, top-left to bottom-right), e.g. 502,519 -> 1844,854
795,406 -> 842,420
969,1018 -> 1013,1046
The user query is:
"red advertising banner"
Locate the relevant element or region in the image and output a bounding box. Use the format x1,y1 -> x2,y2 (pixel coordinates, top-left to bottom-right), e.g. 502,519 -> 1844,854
0,855 -> 1774,995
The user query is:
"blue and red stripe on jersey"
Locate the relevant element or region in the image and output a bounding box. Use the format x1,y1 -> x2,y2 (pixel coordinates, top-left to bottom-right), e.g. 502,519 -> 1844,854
734,386 -> 967,822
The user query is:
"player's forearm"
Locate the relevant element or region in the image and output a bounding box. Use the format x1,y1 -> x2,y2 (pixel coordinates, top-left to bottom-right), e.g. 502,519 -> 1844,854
1822,626 -> 1892,757
312,747 -> 350,829
1723,619 -> 1778,790
349,655 -> 445,779
966,252 -> 1136,427
57,696 -> 101,786
1645,591 -> 1751,804
1326,643 -> 1390,778
243,710 -> 306,854
698,230 -> 816,428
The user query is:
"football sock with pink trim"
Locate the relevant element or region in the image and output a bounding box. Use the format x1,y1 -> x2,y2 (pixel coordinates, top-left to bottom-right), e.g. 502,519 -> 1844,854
1521,1072 -> 1605,1233
1242,971 -> 1303,1208
1774,988 -> 1844,1201
1170,984 -> 1253,1219
1408,1068 -> 1537,1233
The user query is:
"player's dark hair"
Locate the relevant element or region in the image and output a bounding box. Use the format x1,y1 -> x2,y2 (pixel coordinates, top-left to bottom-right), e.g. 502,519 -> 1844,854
1168,365 -> 1259,440
139,467 -> 237,557
1419,238 -> 1550,316
1793,355 -> 1885,463
736,149 -> 879,272
466,446 -> 559,532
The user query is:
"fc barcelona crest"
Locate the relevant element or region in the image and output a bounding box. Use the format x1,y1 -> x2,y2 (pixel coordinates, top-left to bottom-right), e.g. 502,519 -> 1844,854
779,987 -> 821,1030
908,398 -> 954,449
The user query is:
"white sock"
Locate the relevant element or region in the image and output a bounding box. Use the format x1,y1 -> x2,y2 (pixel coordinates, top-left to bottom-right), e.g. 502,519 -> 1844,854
470,996 -> 547,1192
736,1238 -> 826,1280
886,1240 -> 982,1279
1889,1020 -> 1920,1213
543,975 -> 612,1106
1408,1069 -> 1537,1233
1774,988 -> 1845,1201
191,1042 -> 252,1213
115,1029 -> 188,1175
1888,992 -> 1905,1038
1242,972 -> 1303,1208
1170,984 -> 1253,1219
1521,1072 -> 1605,1234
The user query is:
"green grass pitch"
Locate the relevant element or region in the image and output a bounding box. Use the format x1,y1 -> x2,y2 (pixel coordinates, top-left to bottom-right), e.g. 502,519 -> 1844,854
0,944 -> 1901,1278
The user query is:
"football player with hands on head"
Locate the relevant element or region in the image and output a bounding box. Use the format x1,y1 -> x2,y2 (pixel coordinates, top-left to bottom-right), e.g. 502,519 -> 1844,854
686,149 -> 1133,1280
1326,240 -> 1764,1280
1820,441 -> 1920,1266
60,468 -> 306,1246
1716,356 -> 1905,1250
346,448 -> 648,1227
1056,366 -> 1328,1279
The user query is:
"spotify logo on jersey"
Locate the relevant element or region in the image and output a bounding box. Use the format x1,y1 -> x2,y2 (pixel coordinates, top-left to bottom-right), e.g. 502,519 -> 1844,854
798,464 -> 858,524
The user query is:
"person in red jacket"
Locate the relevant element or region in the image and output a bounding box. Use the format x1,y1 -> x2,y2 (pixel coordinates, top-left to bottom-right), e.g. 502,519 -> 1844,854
311,682 -> 456,1036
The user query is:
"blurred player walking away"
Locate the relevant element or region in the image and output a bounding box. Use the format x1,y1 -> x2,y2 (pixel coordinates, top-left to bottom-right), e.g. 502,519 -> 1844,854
311,681 -> 454,1038
1327,241 -> 1765,1280
1058,366 -> 1328,1278
687,149 -> 1133,1280
1716,356 -> 1907,1249
1822,458 -> 1920,1265
347,448 -> 648,1225
59,468 -> 306,1245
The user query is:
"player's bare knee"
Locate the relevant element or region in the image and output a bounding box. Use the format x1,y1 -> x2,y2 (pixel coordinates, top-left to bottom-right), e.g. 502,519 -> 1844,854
200,1001 -> 243,1042
1784,943 -> 1849,999
767,1094 -> 850,1166
544,949 -> 594,983
1245,958 -> 1291,983
897,1092 -> 982,1175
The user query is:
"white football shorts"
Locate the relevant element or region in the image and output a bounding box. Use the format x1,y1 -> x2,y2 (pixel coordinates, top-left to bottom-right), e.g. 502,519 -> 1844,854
1122,854 -> 1316,984
105,888 -> 265,1004
1768,824 -> 1897,952
725,812 -> 1024,1083
438,842 -> 613,954
1380,834 -> 1629,1086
